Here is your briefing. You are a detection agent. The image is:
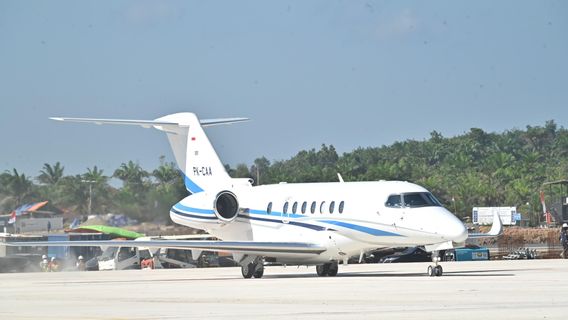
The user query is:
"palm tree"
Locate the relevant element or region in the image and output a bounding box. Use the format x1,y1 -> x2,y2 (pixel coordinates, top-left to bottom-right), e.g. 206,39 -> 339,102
153,162 -> 178,186
83,166 -> 107,184
114,161 -> 149,185
3,169 -> 34,207
56,167 -> 111,216
38,162 -> 64,185
114,161 -> 149,200
83,166 -> 110,215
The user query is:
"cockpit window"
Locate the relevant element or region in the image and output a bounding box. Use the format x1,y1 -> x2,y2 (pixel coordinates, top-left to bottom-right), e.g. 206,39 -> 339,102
386,192 -> 442,208
403,192 -> 442,207
403,193 -> 430,207
385,195 -> 402,207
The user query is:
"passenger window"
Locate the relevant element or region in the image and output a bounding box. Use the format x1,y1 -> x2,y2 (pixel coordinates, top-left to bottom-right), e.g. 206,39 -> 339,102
320,201 -> 326,214
301,202 -> 307,214
386,195 -> 402,208
330,201 -> 335,214
292,202 -> 298,214
339,201 -> 344,214
283,202 -> 289,214
267,202 -> 272,214
311,201 -> 316,214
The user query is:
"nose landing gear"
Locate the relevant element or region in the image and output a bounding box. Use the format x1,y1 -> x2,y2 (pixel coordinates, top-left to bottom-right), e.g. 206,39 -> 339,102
427,251 -> 443,277
427,264 -> 443,277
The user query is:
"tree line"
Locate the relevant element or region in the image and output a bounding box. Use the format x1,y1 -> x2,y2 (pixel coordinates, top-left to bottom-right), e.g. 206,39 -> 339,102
0,156 -> 187,223
1,121 -> 567,225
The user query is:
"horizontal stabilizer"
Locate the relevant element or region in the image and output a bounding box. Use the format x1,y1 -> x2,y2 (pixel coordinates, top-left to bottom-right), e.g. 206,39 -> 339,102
50,112 -> 248,193
50,117 -> 175,128
199,118 -> 250,127
50,116 -> 249,128
3,240 -> 326,256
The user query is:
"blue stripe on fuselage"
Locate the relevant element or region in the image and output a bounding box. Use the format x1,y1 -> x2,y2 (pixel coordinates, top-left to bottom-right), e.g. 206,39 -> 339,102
238,214 -> 327,231
171,204 -> 400,236
318,220 -> 403,236
171,208 -> 218,220
173,203 -> 214,215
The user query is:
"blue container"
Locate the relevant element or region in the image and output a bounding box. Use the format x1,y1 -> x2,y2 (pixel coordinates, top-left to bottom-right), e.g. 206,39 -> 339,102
454,247 -> 490,261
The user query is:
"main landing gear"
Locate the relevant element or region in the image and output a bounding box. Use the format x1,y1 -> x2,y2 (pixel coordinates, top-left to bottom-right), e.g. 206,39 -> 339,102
427,251 -> 443,277
241,257 -> 264,279
316,261 -> 338,277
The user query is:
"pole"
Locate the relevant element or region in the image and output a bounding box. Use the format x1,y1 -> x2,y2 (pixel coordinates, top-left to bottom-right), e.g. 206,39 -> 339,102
88,183 -> 92,216
82,180 -> 95,216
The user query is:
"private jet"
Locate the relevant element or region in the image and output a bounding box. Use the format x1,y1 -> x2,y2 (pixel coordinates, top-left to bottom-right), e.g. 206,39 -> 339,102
5,112 -> 501,278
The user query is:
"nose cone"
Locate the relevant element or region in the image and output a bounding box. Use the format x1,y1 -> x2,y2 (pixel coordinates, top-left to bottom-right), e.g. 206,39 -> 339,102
444,217 -> 468,243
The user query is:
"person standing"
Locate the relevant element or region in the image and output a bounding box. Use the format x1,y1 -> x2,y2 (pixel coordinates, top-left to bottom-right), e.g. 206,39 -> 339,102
76,256 -> 86,271
560,223 -> 568,259
40,255 -> 49,272
48,257 -> 59,272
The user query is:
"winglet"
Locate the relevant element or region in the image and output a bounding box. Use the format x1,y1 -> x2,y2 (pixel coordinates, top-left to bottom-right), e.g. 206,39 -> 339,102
486,211 -> 503,236
468,212 -> 503,239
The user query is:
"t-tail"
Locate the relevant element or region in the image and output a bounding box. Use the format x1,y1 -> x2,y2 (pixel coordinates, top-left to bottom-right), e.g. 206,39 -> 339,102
50,112 -> 249,193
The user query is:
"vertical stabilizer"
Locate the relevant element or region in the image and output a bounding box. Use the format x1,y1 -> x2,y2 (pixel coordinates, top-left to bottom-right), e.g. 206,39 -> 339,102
153,113 -> 230,193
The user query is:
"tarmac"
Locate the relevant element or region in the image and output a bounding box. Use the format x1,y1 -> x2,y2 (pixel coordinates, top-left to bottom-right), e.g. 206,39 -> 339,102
1,259 -> 568,320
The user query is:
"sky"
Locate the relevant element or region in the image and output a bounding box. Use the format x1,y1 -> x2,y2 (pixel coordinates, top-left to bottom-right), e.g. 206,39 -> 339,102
1,0 -> 567,178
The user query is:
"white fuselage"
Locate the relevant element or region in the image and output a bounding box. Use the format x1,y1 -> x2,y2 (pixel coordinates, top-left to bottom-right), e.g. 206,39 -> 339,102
170,180 -> 467,264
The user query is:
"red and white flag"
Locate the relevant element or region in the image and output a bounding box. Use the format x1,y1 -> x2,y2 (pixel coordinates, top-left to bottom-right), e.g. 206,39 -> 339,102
8,211 -> 16,224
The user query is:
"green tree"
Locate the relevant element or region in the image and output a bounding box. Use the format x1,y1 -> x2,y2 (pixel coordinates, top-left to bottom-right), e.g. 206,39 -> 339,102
2,169 -> 34,207
38,162 -> 64,185
113,161 -> 149,198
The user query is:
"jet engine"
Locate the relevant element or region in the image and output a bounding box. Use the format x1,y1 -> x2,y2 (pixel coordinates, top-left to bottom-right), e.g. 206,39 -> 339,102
213,190 -> 239,222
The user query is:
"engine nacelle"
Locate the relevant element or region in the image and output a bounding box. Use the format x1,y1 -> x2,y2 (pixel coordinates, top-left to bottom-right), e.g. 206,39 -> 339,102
213,190 -> 239,222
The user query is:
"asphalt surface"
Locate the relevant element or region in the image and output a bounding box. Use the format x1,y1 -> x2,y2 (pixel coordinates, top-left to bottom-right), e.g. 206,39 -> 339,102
1,259 -> 567,319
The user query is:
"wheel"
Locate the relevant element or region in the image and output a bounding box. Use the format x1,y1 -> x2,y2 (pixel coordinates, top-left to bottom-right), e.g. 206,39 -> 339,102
327,262 -> 338,277
316,264 -> 329,277
427,265 -> 434,277
434,265 -> 443,277
241,263 -> 254,279
253,265 -> 264,278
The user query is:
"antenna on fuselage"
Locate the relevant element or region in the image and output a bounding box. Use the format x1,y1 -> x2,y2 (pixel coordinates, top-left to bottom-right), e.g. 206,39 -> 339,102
337,173 -> 345,183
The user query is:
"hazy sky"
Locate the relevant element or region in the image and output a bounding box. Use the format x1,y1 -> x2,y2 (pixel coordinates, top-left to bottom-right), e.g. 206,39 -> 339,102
1,1 -> 567,178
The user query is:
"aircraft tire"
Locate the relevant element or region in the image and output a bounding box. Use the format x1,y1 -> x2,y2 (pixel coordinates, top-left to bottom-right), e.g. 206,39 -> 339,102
434,265 -> 443,277
327,262 -> 338,277
241,263 -> 255,279
427,265 -> 434,277
316,264 -> 329,277
253,265 -> 264,278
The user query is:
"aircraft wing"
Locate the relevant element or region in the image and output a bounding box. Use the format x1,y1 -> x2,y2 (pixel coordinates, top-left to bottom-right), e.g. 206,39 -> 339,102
3,240 -> 326,256
467,212 -> 503,239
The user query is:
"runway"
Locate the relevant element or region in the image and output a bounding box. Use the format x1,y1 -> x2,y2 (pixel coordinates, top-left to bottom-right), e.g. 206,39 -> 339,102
1,259 -> 568,319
